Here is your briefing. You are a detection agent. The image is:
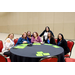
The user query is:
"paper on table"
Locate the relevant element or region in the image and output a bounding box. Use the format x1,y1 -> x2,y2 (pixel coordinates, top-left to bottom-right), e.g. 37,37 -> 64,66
37,51 -> 43,54
43,53 -> 50,56
33,43 -> 41,45
52,45 -> 60,48
20,44 -> 28,46
14,45 -> 27,49
36,54 -> 43,56
44,43 -> 52,46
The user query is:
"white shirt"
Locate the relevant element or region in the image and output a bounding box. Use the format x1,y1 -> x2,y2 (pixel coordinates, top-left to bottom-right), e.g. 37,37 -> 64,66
44,32 -> 48,40
2,38 -> 14,52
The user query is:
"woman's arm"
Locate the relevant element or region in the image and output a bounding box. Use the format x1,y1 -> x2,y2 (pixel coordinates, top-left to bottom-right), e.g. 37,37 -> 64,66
5,39 -> 11,50
63,40 -> 68,49
39,36 -> 42,43
50,37 -> 56,45
16,38 -> 23,45
39,30 -> 45,37
31,37 -> 34,43
27,38 -> 30,43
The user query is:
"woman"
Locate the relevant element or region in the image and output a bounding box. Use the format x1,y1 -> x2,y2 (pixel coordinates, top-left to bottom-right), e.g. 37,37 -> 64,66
2,33 -> 14,56
16,32 -> 30,45
27,31 -> 32,43
57,33 -> 70,55
31,32 -> 43,44
45,32 -> 56,45
39,26 -> 54,42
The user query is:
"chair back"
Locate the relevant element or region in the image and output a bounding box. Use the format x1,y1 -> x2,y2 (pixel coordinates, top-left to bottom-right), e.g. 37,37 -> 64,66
0,40 -> 3,52
55,39 -> 57,44
14,38 -> 18,45
7,58 -> 11,62
0,54 -> 7,62
65,58 -> 75,62
67,40 -> 74,52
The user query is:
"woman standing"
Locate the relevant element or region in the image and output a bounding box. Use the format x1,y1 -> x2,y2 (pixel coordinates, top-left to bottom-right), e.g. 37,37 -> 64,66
2,33 -> 14,56
57,33 -> 70,55
40,26 -> 54,42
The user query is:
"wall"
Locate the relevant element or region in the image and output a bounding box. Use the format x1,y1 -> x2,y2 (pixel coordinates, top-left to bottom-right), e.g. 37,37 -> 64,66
0,12 -> 75,39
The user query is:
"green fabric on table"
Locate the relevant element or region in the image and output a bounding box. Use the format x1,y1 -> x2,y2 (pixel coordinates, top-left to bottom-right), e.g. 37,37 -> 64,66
36,51 -> 50,56
14,45 -> 27,49
37,51 -> 43,54
33,43 -> 41,45
44,43 -> 52,46
52,45 -> 60,48
36,54 -> 43,56
43,53 -> 50,56
20,44 -> 28,46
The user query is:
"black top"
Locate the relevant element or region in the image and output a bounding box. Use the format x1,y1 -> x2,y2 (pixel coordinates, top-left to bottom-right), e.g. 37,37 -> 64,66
57,39 -> 70,55
45,37 -> 56,45
39,30 -> 54,37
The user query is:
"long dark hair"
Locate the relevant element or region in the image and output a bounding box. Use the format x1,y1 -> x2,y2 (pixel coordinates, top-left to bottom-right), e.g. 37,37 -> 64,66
47,32 -> 52,39
57,33 -> 64,43
45,26 -> 50,32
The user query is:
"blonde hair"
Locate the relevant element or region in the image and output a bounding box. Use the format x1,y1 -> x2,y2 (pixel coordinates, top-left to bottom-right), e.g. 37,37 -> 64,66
5,33 -> 14,40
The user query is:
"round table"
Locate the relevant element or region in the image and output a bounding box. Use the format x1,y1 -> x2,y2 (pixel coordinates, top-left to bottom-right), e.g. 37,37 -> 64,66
10,44 -> 64,62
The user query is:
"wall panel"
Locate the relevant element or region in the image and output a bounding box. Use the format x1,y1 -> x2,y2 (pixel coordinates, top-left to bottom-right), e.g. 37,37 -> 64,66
0,12 -> 75,39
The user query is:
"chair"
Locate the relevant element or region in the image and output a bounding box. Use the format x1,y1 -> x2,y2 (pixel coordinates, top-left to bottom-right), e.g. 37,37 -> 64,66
14,38 -> 18,46
55,39 -> 57,44
7,58 -> 11,62
0,54 -> 7,62
0,40 -> 8,57
0,40 -> 3,52
39,56 -> 58,62
64,40 -> 74,58
65,58 -> 75,62
0,54 -> 11,62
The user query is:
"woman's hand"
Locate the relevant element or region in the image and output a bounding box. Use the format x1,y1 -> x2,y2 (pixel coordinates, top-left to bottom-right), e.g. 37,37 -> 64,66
8,48 -> 10,50
23,41 -> 27,44
34,41 -> 37,43
29,37 -> 31,39
40,42 -> 44,44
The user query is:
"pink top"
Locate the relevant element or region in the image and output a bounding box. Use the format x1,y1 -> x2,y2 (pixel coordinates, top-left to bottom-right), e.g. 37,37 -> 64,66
31,36 -> 42,43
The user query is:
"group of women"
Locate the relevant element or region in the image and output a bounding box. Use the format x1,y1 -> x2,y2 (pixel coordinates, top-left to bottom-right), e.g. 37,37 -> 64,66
2,26 -> 70,57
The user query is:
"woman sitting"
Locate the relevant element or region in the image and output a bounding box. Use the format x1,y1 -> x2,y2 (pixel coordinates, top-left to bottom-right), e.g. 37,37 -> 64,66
45,32 -> 56,45
31,32 -> 43,44
40,26 -> 54,42
2,33 -> 14,56
27,31 -> 32,43
57,33 -> 70,55
16,32 -> 30,45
